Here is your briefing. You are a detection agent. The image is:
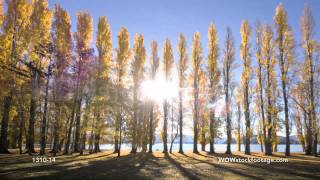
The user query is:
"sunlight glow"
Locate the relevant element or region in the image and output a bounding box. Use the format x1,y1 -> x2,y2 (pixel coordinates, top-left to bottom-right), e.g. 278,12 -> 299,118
140,72 -> 179,103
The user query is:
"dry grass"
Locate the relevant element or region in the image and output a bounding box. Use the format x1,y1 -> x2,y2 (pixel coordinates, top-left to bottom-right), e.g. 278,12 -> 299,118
0,149 -> 319,180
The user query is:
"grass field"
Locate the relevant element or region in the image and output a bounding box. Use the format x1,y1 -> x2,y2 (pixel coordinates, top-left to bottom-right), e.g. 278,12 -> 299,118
0,149 -> 320,179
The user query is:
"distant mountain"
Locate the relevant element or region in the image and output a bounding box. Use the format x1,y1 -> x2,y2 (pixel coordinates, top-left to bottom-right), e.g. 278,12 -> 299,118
211,135 -> 300,144
154,134 -> 300,144
154,134 -> 194,144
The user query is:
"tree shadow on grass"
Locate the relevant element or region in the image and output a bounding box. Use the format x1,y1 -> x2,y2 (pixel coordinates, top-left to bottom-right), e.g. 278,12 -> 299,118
164,153 -> 201,180
2,151 -> 320,179
181,153 -> 264,180
0,151 -> 115,176
184,152 -> 320,179
6,152 -> 169,180
238,154 -> 320,179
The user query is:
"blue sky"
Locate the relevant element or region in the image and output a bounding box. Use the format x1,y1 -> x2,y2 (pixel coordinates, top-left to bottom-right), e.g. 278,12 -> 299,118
48,0 -> 320,79
48,0 -> 320,136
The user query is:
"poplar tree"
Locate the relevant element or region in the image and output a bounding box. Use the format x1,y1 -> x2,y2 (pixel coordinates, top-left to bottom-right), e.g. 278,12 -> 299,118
255,21 -> 267,153
28,0 -> 52,155
148,41 -> 159,153
191,32 -> 202,153
274,3 -> 294,156
240,20 -> 252,155
91,16 -> 112,153
235,88 -> 242,152
0,0 -> 32,153
114,27 -> 130,157
73,11 -> 93,153
271,79 -> 280,152
300,6 -> 318,156
162,39 -> 174,153
207,23 -> 221,154
261,24 -> 275,155
131,34 -> 146,153
177,34 -> 187,154
222,27 -> 235,154
52,4 -> 72,155
199,69 -> 208,151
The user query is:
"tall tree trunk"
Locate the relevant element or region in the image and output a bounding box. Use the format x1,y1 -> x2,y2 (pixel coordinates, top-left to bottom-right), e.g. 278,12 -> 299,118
0,95 -> 12,153
309,58 -> 318,157
258,65 -> 267,154
273,142 -> 278,152
114,111 -> 120,153
0,33 -> 17,154
281,77 -> 290,156
143,111 -> 148,152
170,134 -> 178,154
80,111 -> 89,155
80,131 -> 87,155
313,135 -> 318,157
51,106 -> 61,156
148,103 -> 153,153
305,112 -> 313,155
178,91 -> 184,153
244,84 -> 251,155
201,131 -> 206,151
74,98 -> 82,153
89,118 -> 95,154
10,118 -> 19,149
265,95 -> 273,156
131,88 -> 138,153
58,138 -> 64,152
26,70 -> 39,154
64,122 -> 73,154
193,72 -> 199,154
40,67 -> 51,155
225,80 -> 232,154
94,113 -> 101,153
52,127 -> 59,156
18,106 -> 24,154
94,133 -> 100,153
64,104 -> 76,154
169,122 -> 174,154
209,112 -> 215,154
118,104 -> 123,157
237,103 -> 241,152
169,104 -> 176,154
265,62 -> 273,156
163,100 -> 168,153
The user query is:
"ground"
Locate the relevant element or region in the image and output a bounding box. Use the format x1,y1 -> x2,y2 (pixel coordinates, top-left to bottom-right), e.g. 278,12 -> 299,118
0,149 -> 320,180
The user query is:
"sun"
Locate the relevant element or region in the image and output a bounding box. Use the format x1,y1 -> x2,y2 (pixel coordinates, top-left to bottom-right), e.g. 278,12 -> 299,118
140,72 -> 179,103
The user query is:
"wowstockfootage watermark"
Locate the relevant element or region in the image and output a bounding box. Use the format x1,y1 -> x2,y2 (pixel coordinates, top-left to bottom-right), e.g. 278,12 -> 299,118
218,157 -> 289,164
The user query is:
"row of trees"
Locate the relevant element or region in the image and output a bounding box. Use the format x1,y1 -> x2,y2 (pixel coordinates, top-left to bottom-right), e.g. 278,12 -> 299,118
0,1 -> 319,157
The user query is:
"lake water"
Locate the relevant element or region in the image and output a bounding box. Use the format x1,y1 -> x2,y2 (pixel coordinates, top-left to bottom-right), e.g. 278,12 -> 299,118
99,143 -> 316,153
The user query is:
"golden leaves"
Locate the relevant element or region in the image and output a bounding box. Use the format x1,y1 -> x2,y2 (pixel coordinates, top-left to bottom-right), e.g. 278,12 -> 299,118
150,40 -> 159,79
222,27 -> 235,75
162,38 -> 174,79
132,33 -> 146,84
96,16 -> 112,78
0,0 -> 3,26
52,4 -> 72,64
116,27 -> 130,81
75,11 -> 93,51
29,0 -> 52,67
2,0 -> 32,61
240,20 -> 252,85
191,32 -> 202,73
274,3 -> 288,36
177,33 -> 187,79
207,23 -> 220,89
